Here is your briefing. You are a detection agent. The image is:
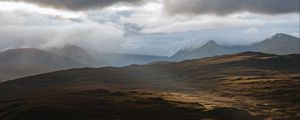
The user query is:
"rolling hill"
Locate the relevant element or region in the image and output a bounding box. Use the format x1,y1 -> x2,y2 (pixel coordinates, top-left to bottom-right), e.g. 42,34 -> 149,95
0,52 -> 299,120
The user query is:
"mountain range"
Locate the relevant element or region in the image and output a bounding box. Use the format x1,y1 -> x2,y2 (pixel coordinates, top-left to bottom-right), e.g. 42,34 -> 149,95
171,33 -> 300,61
0,33 -> 299,82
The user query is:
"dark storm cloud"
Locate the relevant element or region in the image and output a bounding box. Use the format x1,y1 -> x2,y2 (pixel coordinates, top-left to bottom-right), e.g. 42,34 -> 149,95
8,0 -> 146,11
164,0 -> 300,15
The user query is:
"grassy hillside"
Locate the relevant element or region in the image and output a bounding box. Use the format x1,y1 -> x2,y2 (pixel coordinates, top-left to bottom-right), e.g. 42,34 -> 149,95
0,52 -> 299,120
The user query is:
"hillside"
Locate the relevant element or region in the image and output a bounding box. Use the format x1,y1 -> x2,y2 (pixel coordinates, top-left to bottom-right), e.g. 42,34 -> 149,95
0,52 -> 299,120
0,48 -> 87,82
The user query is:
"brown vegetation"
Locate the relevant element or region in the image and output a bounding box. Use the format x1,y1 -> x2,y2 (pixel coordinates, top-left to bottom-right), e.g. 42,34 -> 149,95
0,52 -> 299,120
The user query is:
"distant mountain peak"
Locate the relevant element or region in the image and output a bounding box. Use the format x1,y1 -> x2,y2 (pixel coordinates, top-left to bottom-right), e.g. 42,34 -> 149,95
202,40 -> 219,48
171,40 -> 226,61
47,44 -> 99,67
251,33 -> 300,55
271,33 -> 298,39
206,40 -> 218,45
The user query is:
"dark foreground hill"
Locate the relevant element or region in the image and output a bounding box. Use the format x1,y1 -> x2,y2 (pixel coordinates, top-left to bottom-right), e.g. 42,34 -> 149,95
0,52 -> 299,120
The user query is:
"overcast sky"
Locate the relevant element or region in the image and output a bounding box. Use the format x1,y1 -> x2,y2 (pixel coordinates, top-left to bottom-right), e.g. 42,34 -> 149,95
0,0 -> 299,56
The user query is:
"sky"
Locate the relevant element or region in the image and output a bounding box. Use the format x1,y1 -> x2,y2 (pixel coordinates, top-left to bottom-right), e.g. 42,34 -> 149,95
0,0 -> 299,56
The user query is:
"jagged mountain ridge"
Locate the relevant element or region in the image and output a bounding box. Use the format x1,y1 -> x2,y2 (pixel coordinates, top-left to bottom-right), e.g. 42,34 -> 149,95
172,33 -> 300,61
